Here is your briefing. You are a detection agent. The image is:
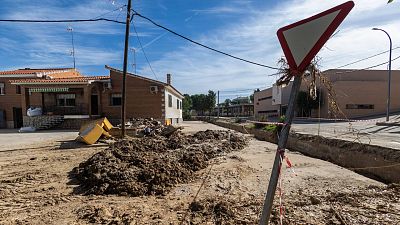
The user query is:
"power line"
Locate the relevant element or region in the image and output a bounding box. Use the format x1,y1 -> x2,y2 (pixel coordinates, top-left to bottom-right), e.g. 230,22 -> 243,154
132,21 -> 159,80
91,4 -> 127,20
0,18 -> 125,24
324,54 -> 400,76
334,46 -> 400,69
131,10 -> 280,70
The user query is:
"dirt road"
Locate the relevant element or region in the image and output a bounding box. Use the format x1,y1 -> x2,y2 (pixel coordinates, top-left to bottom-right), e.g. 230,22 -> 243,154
0,121 -> 398,224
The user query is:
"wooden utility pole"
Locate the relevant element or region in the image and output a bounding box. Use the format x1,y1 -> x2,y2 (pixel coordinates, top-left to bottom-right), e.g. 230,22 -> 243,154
121,0 -> 132,137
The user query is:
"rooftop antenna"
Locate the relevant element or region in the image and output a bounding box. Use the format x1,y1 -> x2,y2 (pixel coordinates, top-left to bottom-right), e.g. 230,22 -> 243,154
130,47 -> 137,74
67,25 -> 76,69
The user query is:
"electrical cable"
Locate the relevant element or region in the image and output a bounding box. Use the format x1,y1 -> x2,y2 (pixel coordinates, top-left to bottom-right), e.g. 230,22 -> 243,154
334,46 -> 400,69
337,54 -> 400,74
131,10 -> 280,70
0,18 -> 125,24
132,21 -> 159,80
91,4 -> 127,20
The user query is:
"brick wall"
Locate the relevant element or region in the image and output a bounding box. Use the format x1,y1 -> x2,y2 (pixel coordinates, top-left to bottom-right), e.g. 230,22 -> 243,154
0,77 -> 41,128
100,71 -> 164,121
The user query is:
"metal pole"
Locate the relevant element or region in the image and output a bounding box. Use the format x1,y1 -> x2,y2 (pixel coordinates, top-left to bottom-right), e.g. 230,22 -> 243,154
67,26 -> 76,69
121,0 -> 132,137
259,74 -> 303,225
217,91 -> 220,118
372,28 -> 392,122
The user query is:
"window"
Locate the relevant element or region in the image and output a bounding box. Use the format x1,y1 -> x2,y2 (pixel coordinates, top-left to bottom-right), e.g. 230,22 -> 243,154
258,96 -> 272,101
0,83 -> 4,95
16,85 -> 21,94
57,94 -> 76,107
346,104 -> 374,109
180,101 -> 182,110
177,99 -> 180,109
110,93 -> 122,106
168,94 -> 172,107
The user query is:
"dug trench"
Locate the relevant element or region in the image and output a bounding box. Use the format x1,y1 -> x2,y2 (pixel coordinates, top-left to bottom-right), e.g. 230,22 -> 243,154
209,119 -> 400,184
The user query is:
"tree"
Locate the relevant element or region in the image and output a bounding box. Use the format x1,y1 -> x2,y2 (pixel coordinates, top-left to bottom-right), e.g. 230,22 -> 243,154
224,99 -> 231,116
182,94 -> 192,119
191,94 -> 207,115
205,90 -> 216,114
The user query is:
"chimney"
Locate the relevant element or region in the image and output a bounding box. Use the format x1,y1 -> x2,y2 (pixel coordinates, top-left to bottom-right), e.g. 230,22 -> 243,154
167,73 -> 171,85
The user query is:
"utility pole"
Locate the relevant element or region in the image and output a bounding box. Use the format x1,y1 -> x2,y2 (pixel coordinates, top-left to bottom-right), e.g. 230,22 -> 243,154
217,91 -> 220,118
121,0 -> 132,137
130,48 -> 137,74
67,26 -> 76,69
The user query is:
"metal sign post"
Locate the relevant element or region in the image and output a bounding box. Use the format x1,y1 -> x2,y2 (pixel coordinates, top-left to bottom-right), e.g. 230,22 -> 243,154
259,2 -> 354,224
259,74 -> 302,224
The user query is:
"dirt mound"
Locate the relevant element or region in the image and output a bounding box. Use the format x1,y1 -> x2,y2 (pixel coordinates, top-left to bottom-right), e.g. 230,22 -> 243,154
71,130 -> 248,196
270,184 -> 400,225
186,198 -> 261,224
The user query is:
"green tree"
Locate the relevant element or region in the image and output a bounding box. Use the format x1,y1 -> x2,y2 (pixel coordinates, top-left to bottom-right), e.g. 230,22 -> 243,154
205,90 -> 216,114
191,94 -> 207,115
224,99 -> 231,116
182,94 -> 192,119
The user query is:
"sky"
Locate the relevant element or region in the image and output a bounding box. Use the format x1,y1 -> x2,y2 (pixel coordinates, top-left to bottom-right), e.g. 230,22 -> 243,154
0,0 -> 399,100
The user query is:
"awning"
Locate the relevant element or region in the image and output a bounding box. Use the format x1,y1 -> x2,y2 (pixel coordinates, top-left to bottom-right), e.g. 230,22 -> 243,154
29,87 -> 69,93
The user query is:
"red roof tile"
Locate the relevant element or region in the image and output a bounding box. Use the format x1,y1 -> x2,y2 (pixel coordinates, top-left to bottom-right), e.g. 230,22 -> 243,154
10,76 -> 110,84
0,68 -> 75,75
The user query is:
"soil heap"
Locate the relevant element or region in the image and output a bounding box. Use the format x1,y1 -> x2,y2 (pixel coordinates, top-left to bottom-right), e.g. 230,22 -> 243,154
72,130 -> 248,196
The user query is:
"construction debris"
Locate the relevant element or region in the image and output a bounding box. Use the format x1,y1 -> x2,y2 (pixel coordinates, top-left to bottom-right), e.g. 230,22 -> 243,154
77,118 -> 113,145
71,130 -> 248,196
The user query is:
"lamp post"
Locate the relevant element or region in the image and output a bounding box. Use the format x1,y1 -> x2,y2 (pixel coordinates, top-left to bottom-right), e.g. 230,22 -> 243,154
372,28 -> 392,122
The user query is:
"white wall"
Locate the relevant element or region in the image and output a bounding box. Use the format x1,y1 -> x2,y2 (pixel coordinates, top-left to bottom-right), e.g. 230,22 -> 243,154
164,89 -> 182,123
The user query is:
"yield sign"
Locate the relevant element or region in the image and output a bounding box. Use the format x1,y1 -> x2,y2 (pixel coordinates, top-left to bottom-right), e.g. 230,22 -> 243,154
277,1 -> 355,74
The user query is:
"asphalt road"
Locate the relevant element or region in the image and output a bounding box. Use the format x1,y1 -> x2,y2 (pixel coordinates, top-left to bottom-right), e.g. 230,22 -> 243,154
292,114 -> 400,150
0,129 -> 78,152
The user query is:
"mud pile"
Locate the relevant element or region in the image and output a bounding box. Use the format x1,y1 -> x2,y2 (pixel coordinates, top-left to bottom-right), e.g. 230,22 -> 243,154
72,130 -> 248,196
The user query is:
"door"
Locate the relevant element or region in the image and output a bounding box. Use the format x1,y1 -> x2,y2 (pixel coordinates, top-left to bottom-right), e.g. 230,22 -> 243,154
91,95 -> 99,115
13,107 -> 23,128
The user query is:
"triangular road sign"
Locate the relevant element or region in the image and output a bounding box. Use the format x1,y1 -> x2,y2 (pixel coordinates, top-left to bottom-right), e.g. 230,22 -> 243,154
277,1 -> 354,74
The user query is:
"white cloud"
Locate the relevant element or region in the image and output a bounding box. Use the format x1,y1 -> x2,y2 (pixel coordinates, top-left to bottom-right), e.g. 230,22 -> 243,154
139,0 -> 400,97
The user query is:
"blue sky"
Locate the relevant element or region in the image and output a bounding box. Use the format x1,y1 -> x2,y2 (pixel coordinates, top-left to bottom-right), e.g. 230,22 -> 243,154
0,0 -> 399,100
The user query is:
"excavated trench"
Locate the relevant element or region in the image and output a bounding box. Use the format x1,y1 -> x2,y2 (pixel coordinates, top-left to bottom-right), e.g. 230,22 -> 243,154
209,120 -> 400,184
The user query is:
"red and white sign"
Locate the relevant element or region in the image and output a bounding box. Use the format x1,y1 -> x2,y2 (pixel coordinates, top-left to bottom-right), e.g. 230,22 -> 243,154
277,1 -> 354,74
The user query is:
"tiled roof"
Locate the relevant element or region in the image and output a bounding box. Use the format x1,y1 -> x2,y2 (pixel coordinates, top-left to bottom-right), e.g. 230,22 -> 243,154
0,68 -> 74,75
10,76 -> 110,84
105,65 -> 184,98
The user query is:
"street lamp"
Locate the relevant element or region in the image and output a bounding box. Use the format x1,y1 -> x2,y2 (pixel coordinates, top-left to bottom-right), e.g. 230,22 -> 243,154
372,28 -> 392,122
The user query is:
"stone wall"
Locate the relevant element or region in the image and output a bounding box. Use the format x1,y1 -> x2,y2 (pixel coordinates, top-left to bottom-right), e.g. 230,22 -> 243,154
58,118 -> 92,130
23,115 -> 62,128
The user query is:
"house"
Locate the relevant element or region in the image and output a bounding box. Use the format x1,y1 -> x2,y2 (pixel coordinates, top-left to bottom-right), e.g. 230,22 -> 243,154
104,66 -> 183,125
254,69 -> 400,120
214,97 -> 254,117
0,66 -> 183,129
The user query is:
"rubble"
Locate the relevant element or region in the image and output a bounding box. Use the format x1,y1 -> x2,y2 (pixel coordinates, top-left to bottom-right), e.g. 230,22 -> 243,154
120,118 -> 168,137
71,130 -> 248,196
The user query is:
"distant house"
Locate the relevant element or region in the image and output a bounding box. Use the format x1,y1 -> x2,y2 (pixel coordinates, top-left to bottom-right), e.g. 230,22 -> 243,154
0,66 -> 183,129
214,97 -> 254,117
254,69 -> 400,120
